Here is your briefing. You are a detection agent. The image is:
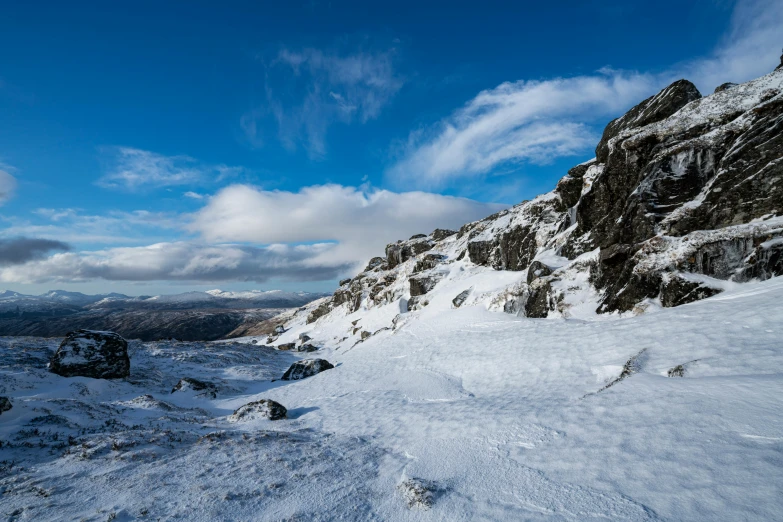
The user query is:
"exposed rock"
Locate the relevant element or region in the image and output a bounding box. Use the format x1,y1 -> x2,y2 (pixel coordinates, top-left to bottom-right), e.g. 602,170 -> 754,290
524,278 -> 557,318
297,344 -> 319,353
595,79 -> 702,163
409,275 -> 440,296
49,330 -> 130,379
228,399 -> 287,422
171,378 -> 217,399
281,359 -> 334,380
274,325 -> 286,335
298,333 -> 312,343
452,289 -> 471,308
0,396 -> 11,414
398,478 -> 438,510
714,82 -> 737,93
597,349 -> 648,393
660,274 -> 722,308
413,254 -> 446,273
364,257 -> 386,272
277,342 -> 296,351
668,365 -> 685,377
409,233 -> 427,240
338,278 -> 351,287
467,240 -> 494,265
430,228 -> 457,241
307,302 -> 332,324
386,239 -> 433,269
526,260 -> 554,284
360,330 -> 371,340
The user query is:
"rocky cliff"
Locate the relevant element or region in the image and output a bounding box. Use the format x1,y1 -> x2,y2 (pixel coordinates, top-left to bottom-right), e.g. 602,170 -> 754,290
276,62 -> 783,336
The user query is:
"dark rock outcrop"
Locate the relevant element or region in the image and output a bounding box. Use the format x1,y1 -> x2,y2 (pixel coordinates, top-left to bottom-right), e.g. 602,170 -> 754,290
714,82 -> 737,93
431,229 -> 457,241
281,359 -> 334,380
49,330 -> 130,379
386,239 -> 433,269
171,378 -> 218,399
277,342 -> 296,351
526,261 -> 554,284
297,343 -> 319,353
0,396 -> 11,415
229,399 -> 287,421
339,278 -> 351,287
409,275 -> 440,296
452,289 -> 470,308
413,254 -> 446,273
398,478 -> 439,510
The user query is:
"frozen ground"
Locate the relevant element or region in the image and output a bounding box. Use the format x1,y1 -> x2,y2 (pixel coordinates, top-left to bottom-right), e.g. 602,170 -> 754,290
1,277 -> 782,520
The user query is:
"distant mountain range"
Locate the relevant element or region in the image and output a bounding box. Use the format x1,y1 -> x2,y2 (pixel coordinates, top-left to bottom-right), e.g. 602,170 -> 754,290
0,289 -> 327,341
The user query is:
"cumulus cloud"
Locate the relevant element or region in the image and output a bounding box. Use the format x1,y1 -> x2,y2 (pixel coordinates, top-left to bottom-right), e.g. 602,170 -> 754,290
387,0 -> 783,188
0,242 -> 345,284
97,147 -> 245,190
0,237 -> 70,266
1,184 -> 502,284
243,47 -> 403,157
190,183 -> 503,272
0,164 -> 18,205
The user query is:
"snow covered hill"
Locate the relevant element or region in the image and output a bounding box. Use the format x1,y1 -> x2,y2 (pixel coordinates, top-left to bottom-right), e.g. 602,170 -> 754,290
1,276 -> 782,520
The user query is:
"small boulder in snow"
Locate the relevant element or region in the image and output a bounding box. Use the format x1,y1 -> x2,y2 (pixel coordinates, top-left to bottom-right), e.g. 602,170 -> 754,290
452,289 -> 471,308
281,359 -> 334,380
297,343 -> 319,353
0,396 -> 11,415
229,399 -> 287,422
398,478 -> 438,510
49,330 -> 130,379
277,342 -> 296,351
298,333 -> 312,343
171,377 -> 218,398
274,325 -> 286,335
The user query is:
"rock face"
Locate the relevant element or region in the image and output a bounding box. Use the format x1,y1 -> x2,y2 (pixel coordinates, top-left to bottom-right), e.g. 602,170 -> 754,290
0,396 -> 11,415
171,377 -> 218,398
283,62 -> 783,327
49,330 -> 130,379
281,359 -> 334,380
452,289 -> 471,308
228,399 -> 287,422
398,478 -> 438,510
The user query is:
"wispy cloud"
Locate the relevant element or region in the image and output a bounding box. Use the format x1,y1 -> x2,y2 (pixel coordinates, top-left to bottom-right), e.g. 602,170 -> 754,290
184,191 -> 204,200
0,163 -> 18,205
97,147 -> 246,191
387,0 -> 783,188
243,46 -> 403,157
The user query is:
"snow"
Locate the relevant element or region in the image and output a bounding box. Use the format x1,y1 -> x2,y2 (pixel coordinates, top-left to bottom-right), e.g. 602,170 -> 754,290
2,273 -> 782,520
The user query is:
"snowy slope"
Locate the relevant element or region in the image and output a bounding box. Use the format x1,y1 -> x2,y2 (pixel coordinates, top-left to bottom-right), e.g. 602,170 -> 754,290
1,276 -> 782,520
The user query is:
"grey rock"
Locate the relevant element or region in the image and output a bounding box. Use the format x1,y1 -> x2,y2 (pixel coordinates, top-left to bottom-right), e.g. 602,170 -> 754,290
297,343 -> 319,353
274,325 -> 286,335
668,365 -> 685,377
364,257 -> 386,272
430,228 -> 457,241
171,377 -> 218,399
298,333 -> 312,343
49,330 -> 130,379
0,396 -> 11,414
526,260 -> 554,284
277,342 -> 296,351
281,359 -> 334,380
660,275 -> 722,308
409,233 -> 427,240
339,278 -> 351,287
409,275 -> 440,296
714,82 -> 737,93
413,254 -> 446,273
229,399 -> 287,422
452,289 -> 471,308
398,478 -> 438,510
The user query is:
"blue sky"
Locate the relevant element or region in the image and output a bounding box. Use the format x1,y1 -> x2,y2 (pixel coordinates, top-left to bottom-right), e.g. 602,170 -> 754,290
0,0 -> 781,295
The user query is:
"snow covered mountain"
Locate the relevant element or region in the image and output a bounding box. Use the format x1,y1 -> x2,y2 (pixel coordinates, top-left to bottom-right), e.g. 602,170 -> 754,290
0,289 -> 326,340
273,62 -> 783,337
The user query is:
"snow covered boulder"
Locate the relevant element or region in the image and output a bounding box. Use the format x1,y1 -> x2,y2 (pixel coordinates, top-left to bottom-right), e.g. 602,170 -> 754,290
49,330 -> 130,379
398,478 -> 439,510
171,377 -> 218,399
228,399 -> 287,422
281,359 -> 334,380
0,396 -> 11,415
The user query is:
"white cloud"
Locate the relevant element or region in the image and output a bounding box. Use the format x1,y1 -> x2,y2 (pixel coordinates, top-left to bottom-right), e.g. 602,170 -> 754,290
190,183 -> 503,275
0,242 -> 345,284
243,47 -> 403,157
184,191 -> 204,200
97,147 -> 245,191
1,184 -> 502,284
0,164 -> 18,205
387,0 -> 783,188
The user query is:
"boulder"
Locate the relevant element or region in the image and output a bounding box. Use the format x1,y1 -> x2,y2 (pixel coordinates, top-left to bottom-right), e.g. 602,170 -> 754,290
467,240 -> 493,266
277,342 -> 296,351
274,325 -> 286,335
413,254 -> 445,273
398,478 -> 438,510
171,378 -> 218,399
452,289 -> 471,308
49,330 -> 130,379
409,233 -> 427,240
409,275 -> 440,296
714,82 -> 737,93
364,257 -> 386,272
431,228 -> 457,241
307,302 -> 332,324
660,274 -> 722,308
667,365 -> 685,377
298,333 -> 312,343
360,330 -> 371,340
339,278 -> 352,286
228,399 -> 287,422
0,396 -> 11,415
281,359 -> 334,380
526,260 -> 554,284
297,343 -> 319,353
386,240 -> 433,269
